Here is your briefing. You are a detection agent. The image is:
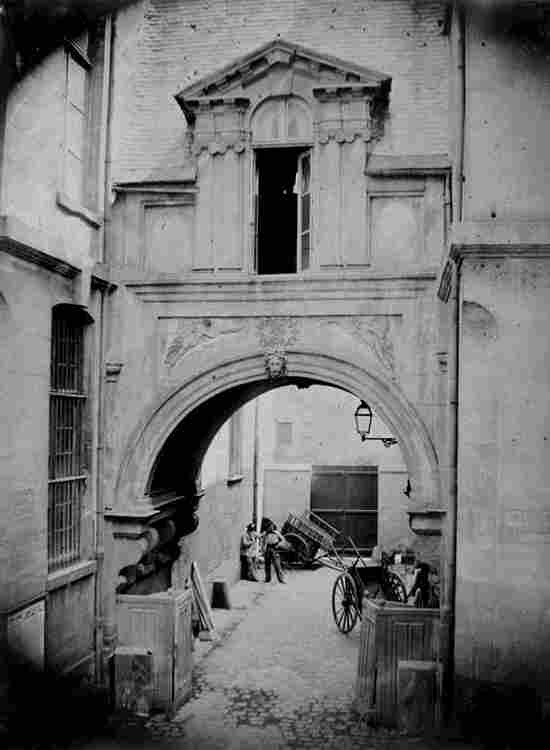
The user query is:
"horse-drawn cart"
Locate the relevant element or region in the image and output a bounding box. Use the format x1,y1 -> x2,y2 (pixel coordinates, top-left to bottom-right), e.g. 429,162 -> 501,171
279,510 -> 409,633
331,550 -> 408,633
281,510 -> 340,567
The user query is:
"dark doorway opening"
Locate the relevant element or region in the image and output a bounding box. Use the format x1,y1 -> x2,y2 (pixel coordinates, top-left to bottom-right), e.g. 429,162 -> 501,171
255,147 -> 310,275
310,465 -> 378,553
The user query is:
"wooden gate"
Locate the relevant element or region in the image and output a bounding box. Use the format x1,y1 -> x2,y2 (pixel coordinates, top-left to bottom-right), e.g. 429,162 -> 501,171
310,465 -> 378,551
117,588 -> 193,714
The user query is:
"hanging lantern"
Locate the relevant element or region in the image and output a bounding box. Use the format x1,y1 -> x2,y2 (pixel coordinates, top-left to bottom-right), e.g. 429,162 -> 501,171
354,400 -> 398,447
354,400 -> 373,441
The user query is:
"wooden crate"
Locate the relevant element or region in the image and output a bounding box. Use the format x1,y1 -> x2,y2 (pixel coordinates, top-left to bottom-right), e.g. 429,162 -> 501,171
116,588 -> 193,715
353,598 -> 440,728
113,646 -> 154,715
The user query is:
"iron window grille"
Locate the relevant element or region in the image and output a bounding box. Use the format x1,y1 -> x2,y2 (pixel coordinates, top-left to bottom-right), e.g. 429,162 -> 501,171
48,309 -> 87,571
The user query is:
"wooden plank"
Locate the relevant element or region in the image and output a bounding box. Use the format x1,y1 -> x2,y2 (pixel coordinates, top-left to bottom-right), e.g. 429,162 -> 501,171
173,590 -> 193,709
191,562 -> 215,633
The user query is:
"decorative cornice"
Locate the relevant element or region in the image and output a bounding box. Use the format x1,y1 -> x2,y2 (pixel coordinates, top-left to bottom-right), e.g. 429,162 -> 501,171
192,138 -> 249,157
0,214 -> 79,278
123,270 -> 438,304
113,175 -> 197,193
316,127 -> 371,145
450,221 -> 550,265
104,494 -> 185,536
366,153 -> 451,177
175,38 -> 391,113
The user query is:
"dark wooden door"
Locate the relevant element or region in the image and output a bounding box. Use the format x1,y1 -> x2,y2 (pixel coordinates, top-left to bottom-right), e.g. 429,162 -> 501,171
310,465 -> 378,551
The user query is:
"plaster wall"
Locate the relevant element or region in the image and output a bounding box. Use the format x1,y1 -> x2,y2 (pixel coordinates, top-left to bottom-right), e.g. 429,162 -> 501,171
111,0 -> 450,183
262,466 -> 312,530
46,576 -> 96,675
1,41 -> 96,269
181,477 -> 254,592
463,10 -> 550,221
0,254 -> 72,613
455,255 -> 550,700
259,385 -> 411,550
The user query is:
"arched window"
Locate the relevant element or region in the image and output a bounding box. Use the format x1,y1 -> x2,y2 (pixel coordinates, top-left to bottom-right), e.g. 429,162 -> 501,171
251,96 -> 312,275
48,305 -> 91,571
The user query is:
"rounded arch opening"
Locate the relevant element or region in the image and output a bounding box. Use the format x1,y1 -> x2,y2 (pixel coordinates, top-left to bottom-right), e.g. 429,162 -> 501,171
117,351 -> 440,513
113,350 -> 443,606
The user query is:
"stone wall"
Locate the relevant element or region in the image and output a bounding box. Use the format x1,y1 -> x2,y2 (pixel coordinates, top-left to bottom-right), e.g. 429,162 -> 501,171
258,386 -> 411,551
463,7 -> 550,221
111,0 -> 450,183
455,250 -> 550,705
180,477 -> 254,593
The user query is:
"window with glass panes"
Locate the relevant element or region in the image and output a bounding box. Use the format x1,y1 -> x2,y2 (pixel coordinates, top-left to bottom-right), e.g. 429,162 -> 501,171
48,307 -> 87,571
64,35 -> 90,205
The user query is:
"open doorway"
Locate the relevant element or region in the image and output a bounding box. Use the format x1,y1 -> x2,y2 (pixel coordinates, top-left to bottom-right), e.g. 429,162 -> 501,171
255,147 -> 311,274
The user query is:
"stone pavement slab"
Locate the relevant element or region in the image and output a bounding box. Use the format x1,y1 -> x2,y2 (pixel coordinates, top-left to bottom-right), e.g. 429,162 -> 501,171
84,567 -> 478,750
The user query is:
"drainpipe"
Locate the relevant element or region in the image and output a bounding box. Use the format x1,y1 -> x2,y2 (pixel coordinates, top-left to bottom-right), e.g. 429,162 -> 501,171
453,1 -> 466,224
0,3 -> 16,213
93,12 -> 114,685
439,3 -> 465,720
252,397 -> 260,528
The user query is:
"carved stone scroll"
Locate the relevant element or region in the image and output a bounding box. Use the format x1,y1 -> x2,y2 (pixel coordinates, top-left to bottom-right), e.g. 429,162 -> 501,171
164,318 -> 248,369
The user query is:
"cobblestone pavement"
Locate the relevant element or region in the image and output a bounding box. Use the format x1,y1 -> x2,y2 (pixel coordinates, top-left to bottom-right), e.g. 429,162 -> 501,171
94,566 -> 477,750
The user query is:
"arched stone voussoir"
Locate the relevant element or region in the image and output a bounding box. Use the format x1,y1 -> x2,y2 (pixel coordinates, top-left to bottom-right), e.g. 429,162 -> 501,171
114,341 -> 441,513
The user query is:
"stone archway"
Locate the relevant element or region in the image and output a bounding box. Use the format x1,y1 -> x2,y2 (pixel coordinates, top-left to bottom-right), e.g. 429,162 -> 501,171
115,348 -> 440,515
104,338 -> 452,686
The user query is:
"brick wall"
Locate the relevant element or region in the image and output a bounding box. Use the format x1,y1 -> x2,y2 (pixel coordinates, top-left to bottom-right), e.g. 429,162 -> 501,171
463,8 -> 550,220
112,0 -> 450,182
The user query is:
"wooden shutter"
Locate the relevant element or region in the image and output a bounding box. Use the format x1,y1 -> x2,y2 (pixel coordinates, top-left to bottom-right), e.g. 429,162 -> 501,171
297,151 -> 311,271
252,156 -> 260,272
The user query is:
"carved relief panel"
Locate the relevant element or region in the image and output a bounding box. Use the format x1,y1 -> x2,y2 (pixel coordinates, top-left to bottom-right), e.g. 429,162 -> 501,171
160,314 -> 402,381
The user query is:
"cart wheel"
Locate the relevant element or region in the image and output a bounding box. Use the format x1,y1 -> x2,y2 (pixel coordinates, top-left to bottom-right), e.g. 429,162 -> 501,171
282,533 -> 310,566
332,573 -> 359,634
384,571 -> 407,603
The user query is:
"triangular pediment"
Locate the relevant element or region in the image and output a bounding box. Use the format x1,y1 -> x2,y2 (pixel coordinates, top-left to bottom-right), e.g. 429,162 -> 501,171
175,38 -> 391,120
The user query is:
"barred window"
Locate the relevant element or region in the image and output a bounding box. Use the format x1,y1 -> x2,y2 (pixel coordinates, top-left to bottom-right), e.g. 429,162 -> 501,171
48,306 -> 88,571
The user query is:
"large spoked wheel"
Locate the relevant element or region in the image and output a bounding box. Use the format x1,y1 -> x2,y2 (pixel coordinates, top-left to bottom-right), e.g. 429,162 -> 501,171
282,533 -> 310,567
332,573 -> 360,634
383,571 -> 408,603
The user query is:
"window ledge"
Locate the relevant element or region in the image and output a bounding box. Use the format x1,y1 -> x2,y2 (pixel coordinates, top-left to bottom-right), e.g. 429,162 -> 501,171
227,474 -> 244,486
56,191 -> 102,228
47,559 -> 97,592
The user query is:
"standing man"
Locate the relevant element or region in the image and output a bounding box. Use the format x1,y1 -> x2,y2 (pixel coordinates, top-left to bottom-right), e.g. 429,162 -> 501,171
240,522 -> 259,581
263,522 -> 286,584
